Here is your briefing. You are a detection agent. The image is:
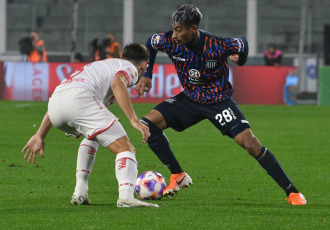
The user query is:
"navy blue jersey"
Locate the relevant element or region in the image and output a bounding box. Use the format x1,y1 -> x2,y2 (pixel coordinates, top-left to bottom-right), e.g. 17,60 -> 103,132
144,30 -> 248,104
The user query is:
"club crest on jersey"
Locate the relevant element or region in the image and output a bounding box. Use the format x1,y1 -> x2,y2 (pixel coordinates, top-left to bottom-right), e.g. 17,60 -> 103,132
205,60 -> 217,69
189,69 -> 202,84
151,34 -> 161,49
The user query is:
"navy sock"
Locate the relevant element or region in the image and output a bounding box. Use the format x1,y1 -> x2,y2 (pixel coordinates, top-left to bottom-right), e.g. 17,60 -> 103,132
140,117 -> 183,174
255,147 -> 299,196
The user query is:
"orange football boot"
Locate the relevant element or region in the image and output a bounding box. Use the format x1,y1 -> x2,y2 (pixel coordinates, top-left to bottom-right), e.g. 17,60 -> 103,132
163,172 -> 192,197
285,192 -> 307,205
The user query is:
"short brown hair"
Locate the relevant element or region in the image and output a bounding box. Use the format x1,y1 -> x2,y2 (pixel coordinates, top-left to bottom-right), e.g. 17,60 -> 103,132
122,43 -> 149,64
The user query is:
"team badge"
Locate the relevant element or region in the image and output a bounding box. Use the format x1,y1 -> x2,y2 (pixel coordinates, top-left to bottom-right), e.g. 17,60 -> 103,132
205,60 -> 217,69
155,35 -> 160,44
151,34 -> 161,49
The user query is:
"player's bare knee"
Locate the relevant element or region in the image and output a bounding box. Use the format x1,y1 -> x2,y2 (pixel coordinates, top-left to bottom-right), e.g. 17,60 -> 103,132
245,137 -> 261,157
106,136 -> 136,155
144,110 -> 167,130
234,130 -> 261,157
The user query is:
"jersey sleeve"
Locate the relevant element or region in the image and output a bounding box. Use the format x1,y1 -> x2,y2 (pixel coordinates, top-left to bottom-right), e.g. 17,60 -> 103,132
116,64 -> 138,87
221,37 -> 249,66
150,32 -> 168,51
144,31 -> 172,79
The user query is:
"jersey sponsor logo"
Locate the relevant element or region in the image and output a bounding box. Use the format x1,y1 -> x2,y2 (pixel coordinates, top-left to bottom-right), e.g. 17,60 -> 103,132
205,60 -> 217,69
188,69 -> 202,84
172,56 -> 186,61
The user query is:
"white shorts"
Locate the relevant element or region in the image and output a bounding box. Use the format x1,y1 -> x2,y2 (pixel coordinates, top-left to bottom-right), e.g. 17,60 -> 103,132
48,88 -> 127,147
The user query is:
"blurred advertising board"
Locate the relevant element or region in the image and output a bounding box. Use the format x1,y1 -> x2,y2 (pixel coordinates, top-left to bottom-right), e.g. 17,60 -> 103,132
318,66 -> 330,106
231,66 -> 296,105
2,62 -> 296,104
0,61 -> 4,99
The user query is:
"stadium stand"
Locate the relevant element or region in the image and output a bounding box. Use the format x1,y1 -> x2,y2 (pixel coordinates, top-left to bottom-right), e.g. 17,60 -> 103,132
3,0 -> 330,62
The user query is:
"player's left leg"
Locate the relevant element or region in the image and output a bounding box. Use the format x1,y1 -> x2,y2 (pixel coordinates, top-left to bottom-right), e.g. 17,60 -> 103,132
205,98 -> 306,205
234,128 -> 306,205
71,138 -> 99,205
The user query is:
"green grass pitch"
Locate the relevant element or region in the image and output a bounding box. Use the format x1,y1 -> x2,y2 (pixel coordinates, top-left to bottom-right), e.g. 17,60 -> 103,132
0,101 -> 329,229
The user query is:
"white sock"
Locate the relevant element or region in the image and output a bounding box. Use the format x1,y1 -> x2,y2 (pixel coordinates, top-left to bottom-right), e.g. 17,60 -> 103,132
115,151 -> 138,200
75,138 -> 99,196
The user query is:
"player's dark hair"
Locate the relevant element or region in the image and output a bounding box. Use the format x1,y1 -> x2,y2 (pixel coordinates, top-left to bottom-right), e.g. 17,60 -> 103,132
171,4 -> 203,27
122,43 -> 149,64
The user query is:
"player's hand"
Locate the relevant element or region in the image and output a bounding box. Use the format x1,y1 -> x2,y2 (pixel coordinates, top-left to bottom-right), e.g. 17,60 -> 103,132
229,54 -> 239,64
21,134 -> 45,164
130,119 -> 151,143
135,77 -> 152,97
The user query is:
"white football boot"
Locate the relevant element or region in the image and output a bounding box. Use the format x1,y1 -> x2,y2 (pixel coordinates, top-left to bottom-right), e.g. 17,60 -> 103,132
117,199 -> 159,208
71,193 -> 91,205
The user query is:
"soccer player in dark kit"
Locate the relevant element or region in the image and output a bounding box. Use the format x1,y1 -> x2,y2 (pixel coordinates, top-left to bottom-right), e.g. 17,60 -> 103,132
136,4 -> 306,205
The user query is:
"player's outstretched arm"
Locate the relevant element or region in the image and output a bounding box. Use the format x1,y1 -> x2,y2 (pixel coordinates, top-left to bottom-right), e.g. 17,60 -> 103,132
111,74 -> 151,143
21,112 -> 52,163
135,77 -> 152,97
135,35 -> 157,97
237,37 -> 249,66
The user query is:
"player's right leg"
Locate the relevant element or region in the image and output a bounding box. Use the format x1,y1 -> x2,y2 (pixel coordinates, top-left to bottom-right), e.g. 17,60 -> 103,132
140,94 -> 199,197
71,138 -> 99,205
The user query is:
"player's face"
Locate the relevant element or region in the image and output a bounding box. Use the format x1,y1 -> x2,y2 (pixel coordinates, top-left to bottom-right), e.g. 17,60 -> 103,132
137,60 -> 148,79
172,23 -> 196,46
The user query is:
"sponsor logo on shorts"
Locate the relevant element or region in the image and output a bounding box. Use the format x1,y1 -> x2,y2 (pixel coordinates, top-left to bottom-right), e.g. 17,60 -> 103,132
165,97 -> 176,104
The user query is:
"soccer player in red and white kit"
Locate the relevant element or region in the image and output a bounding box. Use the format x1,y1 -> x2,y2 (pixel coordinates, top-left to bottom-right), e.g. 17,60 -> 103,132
22,43 -> 158,208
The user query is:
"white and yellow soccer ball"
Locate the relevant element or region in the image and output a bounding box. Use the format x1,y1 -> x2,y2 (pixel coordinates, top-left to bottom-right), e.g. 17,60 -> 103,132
135,171 -> 166,200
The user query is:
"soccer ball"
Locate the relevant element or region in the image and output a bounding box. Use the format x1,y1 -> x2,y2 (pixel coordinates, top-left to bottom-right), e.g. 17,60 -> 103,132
135,171 -> 167,200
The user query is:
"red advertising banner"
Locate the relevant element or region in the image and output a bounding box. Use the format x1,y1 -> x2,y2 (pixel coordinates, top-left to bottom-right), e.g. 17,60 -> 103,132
231,66 -> 296,105
4,62 -> 49,101
130,64 -> 182,103
47,63 -> 182,102
2,62 -> 296,105
48,62 -> 86,97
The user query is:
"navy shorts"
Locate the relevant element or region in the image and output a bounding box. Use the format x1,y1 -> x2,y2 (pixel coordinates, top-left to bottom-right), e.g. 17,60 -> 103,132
154,92 -> 250,138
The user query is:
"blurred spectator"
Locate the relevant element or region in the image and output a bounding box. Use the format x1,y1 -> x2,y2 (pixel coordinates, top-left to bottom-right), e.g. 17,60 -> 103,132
28,30 -> 47,62
89,34 -> 122,61
98,38 -> 110,60
264,44 -> 282,67
89,38 -> 100,61
89,38 -> 110,61
18,36 -> 33,57
105,33 -> 122,59
283,69 -> 298,105
74,52 -> 83,62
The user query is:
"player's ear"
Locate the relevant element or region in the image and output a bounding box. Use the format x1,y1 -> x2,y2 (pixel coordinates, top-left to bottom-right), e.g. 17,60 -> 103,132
190,25 -> 198,33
